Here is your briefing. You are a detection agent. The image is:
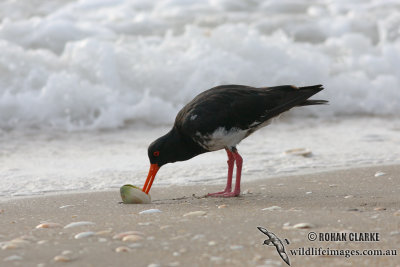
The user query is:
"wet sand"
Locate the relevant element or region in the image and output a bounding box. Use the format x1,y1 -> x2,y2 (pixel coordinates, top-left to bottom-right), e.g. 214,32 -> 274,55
1,165 -> 399,267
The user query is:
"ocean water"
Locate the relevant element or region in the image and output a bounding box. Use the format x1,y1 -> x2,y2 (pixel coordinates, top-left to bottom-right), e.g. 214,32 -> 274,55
1,0 -> 399,197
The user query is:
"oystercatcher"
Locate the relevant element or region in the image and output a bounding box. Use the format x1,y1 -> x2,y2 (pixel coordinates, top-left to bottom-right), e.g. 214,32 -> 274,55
142,84 -> 327,197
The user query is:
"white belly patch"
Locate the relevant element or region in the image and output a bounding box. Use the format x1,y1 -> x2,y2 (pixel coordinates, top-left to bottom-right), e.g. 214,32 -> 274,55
195,127 -> 248,151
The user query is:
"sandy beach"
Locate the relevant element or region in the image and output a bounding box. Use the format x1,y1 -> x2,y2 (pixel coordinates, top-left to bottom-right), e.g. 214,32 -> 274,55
1,164 -> 399,267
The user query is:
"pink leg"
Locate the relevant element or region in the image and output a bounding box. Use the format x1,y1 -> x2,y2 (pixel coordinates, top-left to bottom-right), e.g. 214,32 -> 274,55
207,149 -> 235,196
208,149 -> 243,197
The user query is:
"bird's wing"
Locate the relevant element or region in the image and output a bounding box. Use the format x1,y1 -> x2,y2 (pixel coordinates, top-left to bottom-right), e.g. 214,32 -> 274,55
277,248 -> 291,266
257,226 -> 273,238
175,84 -> 325,136
176,85 -> 267,134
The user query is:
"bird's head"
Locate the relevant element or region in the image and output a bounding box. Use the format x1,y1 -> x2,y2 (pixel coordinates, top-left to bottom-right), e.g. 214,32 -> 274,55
141,127 -> 206,195
141,129 -> 180,194
148,138 -> 174,165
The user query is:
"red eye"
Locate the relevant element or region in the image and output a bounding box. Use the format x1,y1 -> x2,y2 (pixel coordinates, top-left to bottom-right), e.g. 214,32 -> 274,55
153,151 -> 160,157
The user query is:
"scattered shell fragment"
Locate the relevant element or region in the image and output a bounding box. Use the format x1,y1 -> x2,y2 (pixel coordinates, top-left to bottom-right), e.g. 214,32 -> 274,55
139,209 -> 162,214
230,245 -> 244,250
292,223 -> 315,229
374,207 -> 386,211
210,256 -> 224,263
329,184 -> 338,187
191,234 -> 205,241
306,191 -> 312,194
344,195 -> 354,199
37,240 -> 47,245
374,171 -> 386,177
242,189 -> 252,194
120,184 -> 151,204
183,211 -> 207,217
9,239 -> 30,247
218,204 -> 227,209
115,246 -> 131,253
128,243 -> 143,249
262,206 -> 282,211
122,235 -> 143,242
64,221 -> 95,228
138,222 -> 152,226
36,222 -> 62,229
59,205 -> 75,209
54,255 -> 71,262
285,148 -> 312,157
95,229 -> 113,236
112,231 -> 144,240
74,231 -> 95,239
1,242 -> 18,250
62,250 -> 73,256
4,255 -> 22,261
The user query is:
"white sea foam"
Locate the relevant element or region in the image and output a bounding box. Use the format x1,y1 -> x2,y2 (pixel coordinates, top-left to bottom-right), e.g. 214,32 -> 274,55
0,0 -> 399,130
1,118 -> 399,197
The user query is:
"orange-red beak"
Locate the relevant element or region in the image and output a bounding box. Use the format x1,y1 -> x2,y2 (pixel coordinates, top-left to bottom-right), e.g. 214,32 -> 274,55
142,163 -> 160,194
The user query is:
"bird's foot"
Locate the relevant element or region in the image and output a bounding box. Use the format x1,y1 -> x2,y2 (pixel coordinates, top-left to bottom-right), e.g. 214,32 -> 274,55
207,190 -> 240,197
207,190 -> 231,197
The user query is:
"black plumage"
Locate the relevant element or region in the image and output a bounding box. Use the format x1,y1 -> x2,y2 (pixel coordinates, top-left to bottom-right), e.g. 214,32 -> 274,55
143,84 -> 327,196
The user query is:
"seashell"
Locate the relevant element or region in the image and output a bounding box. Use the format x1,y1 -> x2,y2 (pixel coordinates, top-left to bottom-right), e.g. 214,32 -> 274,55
64,221 -> 95,228
285,148 -> 312,157
4,255 -> 23,261
374,171 -> 386,177
95,229 -> 113,236
230,245 -> 243,250
183,211 -> 207,217
74,231 -> 95,239
36,222 -> 62,229
242,189 -> 252,194
9,239 -> 30,247
217,204 -> 227,209
120,184 -> 151,204
112,231 -> 144,240
122,235 -> 143,242
115,246 -> 131,253
61,250 -> 73,256
54,255 -> 71,262
292,223 -> 315,229
128,243 -> 143,249
139,209 -> 161,214
1,242 -> 18,250
374,207 -> 386,211
59,205 -> 75,209
262,206 -> 282,211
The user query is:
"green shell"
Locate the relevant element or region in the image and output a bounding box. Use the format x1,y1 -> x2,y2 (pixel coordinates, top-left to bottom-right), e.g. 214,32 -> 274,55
120,184 -> 151,204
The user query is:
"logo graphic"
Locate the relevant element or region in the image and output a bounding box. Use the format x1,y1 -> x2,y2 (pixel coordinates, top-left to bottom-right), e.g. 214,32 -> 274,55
257,226 -> 291,266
